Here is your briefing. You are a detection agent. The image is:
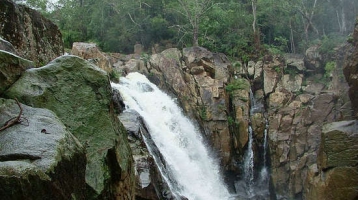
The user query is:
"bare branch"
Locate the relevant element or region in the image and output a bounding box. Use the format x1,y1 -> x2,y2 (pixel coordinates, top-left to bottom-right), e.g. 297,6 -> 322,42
0,98 -> 24,132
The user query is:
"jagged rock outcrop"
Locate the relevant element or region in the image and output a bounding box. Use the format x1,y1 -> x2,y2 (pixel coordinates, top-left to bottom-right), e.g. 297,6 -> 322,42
0,0 -> 63,66
0,98 -> 86,199
242,46 -> 352,199
0,50 -> 33,95
71,42 -> 150,82
343,18 -> 358,119
4,56 -> 135,199
71,42 -> 112,72
304,120 -> 358,200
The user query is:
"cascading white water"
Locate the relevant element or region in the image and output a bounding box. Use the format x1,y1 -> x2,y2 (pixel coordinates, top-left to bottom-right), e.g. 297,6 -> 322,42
243,89 -> 257,197
239,89 -> 270,199
259,119 -> 269,184
112,72 -> 231,200
244,125 -> 254,197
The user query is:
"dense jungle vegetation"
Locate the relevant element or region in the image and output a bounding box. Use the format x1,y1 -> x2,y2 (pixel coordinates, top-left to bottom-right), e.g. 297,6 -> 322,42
16,0 -> 358,59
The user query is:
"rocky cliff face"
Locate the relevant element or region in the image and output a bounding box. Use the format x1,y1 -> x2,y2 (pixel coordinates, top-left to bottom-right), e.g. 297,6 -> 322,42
302,17 -> 358,200
146,47 -> 234,169
344,18 -> 358,119
0,0 -> 63,66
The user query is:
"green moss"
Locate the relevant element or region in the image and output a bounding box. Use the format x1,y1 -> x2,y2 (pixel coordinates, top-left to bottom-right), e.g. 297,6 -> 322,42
4,55 -> 133,197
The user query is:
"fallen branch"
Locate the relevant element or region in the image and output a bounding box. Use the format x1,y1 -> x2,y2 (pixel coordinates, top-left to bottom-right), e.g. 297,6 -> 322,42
0,98 -> 25,132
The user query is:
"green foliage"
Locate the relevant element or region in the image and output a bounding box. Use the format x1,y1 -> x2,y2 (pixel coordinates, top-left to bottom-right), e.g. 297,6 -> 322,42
284,67 -> 297,79
225,79 -> 250,94
141,53 -> 151,65
324,61 -> 336,78
264,44 -> 283,55
109,70 -> 120,82
319,34 -> 346,55
273,66 -> 282,73
42,0 -> 357,56
227,116 -> 239,126
199,105 -> 208,120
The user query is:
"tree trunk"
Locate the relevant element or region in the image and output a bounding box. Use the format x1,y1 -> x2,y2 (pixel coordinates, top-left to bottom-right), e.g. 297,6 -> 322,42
290,19 -> 295,53
252,0 -> 257,34
251,0 -> 260,49
340,0 -> 347,34
193,25 -> 199,47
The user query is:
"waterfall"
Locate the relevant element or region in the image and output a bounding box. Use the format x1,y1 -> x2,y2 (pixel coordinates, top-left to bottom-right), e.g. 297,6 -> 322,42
112,72 -> 231,200
236,89 -> 270,199
259,119 -> 269,184
244,125 -> 254,197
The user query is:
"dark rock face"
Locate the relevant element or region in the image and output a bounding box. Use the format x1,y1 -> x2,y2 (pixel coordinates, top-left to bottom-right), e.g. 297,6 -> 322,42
0,50 -> 33,95
343,18 -> 358,119
0,98 -> 86,199
0,0 -> 63,66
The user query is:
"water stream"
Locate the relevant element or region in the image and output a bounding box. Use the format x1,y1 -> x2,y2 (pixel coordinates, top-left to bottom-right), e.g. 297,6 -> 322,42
112,72 -> 231,200
236,89 -> 270,199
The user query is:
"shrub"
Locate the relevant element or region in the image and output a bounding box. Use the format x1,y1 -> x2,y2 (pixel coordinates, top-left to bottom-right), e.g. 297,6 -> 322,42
324,61 -> 336,78
225,79 -> 250,94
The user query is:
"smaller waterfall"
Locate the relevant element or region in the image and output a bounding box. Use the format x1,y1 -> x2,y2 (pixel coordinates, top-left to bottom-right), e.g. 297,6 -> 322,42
259,119 -> 269,184
244,125 -> 254,197
236,89 -> 270,199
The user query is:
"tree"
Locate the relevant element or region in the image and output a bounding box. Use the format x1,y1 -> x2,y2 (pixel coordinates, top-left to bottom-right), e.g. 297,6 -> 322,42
294,0 -> 320,42
173,0 -> 214,46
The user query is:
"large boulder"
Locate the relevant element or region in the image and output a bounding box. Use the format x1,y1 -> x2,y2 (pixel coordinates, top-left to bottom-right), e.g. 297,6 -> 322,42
5,55 -> 134,199
71,42 -> 111,72
304,120 -> 358,200
0,98 -> 86,199
0,0 -> 63,66
0,50 -> 33,95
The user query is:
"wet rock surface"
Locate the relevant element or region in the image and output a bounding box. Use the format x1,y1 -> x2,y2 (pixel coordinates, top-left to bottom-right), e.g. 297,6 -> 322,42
0,98 -> 86,199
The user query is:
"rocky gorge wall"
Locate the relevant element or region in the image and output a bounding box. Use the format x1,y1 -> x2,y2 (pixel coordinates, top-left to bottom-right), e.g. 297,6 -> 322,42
1,0 -> 357,198
73,36 -> 358,199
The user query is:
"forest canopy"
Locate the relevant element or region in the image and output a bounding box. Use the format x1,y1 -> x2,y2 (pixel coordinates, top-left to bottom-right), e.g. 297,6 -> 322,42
15,0 -> 358,59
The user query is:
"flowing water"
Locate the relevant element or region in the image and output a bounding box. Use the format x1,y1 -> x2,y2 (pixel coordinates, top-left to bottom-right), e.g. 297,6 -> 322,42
112,72 -> 231,200
244,125 -> 254,197
236,89 -> 270,199
259,119 -> 269,185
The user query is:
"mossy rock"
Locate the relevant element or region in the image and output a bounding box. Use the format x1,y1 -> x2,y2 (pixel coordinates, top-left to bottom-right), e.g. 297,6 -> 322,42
5,55 -> 134,198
